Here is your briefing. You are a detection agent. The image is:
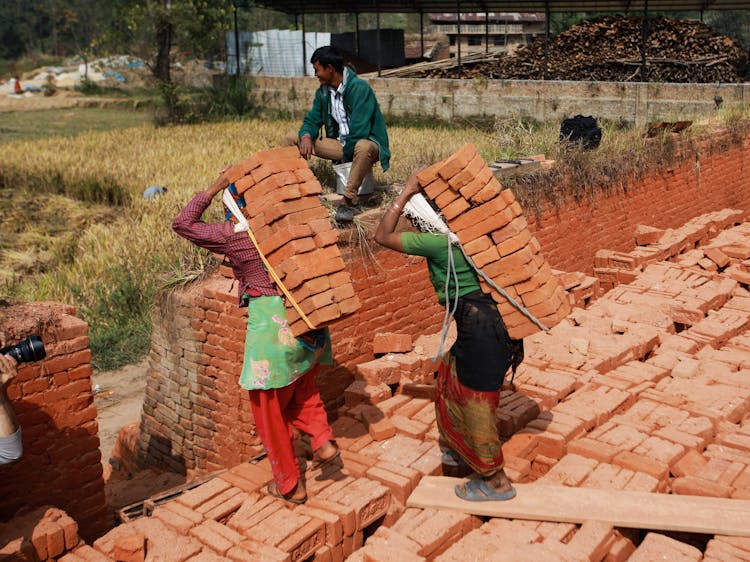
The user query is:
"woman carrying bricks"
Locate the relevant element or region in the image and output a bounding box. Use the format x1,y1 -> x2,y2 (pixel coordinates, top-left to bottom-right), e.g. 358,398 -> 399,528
172,168 -> 340,505
375,172 -> 522,502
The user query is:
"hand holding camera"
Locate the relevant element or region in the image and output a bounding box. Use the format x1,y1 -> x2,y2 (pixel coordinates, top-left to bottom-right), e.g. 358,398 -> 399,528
0,335 -> 45,386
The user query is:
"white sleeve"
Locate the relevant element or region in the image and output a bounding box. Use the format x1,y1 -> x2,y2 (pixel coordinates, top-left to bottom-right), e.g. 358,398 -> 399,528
0,427 -> 22,464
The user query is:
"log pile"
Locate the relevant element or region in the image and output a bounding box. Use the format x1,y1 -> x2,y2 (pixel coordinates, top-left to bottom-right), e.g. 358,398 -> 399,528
227,146 -> 360,336
409,16 -> 748,83
416,143 -> 571,339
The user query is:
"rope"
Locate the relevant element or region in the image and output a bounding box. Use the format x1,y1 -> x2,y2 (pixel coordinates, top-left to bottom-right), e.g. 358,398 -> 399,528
223,187 -> 317,331
435,234 -> 461,361
244,227 -> 318,331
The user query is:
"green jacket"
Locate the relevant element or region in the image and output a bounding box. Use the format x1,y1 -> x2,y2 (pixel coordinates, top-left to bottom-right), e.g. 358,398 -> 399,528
299,67 -> 390,172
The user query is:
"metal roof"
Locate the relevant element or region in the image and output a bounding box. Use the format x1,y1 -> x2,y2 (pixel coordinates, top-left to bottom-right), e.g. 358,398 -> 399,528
258,0 -> 750,14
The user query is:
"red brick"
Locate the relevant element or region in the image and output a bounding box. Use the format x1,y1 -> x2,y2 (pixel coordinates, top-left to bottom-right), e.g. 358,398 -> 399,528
447,155 -> 486,191
471,176 -> 503,205
423,177 -> 451,200
372,333 -> 413,354
434,186 -> 460,208
438,144 -> 477,181
672,476 -> 733,498
612,451 -> 669,482
458,165 -> 494,200
112,533 -> 145,562
415,161 -> 443,185
442,197 -> 471,221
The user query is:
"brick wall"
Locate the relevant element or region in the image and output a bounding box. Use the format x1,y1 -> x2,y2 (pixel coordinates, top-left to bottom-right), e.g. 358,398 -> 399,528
138,246 -> 443,473
528,136 -> 750,274
139,135 -> 750,474
0,302 -> 109,541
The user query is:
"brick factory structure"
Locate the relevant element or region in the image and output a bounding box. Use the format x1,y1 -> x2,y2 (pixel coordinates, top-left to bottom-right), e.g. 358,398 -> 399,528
2,131 -> 750,560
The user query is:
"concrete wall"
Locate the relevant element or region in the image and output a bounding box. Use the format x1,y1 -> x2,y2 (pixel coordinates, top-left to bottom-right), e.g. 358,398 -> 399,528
254,75 -> 750,126
0,303 -> 109,542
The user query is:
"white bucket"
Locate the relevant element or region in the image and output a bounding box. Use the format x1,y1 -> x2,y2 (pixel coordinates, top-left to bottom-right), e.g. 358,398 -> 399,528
333,162 -> 375,196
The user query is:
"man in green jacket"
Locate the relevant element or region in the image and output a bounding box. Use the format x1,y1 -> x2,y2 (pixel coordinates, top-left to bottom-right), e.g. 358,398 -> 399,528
285,45 -> 390,222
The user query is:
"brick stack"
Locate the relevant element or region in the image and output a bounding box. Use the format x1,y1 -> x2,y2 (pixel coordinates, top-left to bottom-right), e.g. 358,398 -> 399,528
226,146 -> 360,336
0,506 -> 80,561
0,302 -> 109,541
415,143 -> 571,338
594,208 -> 745,292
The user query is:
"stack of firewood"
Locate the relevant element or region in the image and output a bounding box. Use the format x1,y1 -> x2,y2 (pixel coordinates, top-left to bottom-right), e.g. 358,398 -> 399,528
412,16 -> 748,83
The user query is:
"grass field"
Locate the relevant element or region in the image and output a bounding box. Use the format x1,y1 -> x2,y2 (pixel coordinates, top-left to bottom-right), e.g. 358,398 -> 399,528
0,106 -> 152,144
1,102 -> 746,369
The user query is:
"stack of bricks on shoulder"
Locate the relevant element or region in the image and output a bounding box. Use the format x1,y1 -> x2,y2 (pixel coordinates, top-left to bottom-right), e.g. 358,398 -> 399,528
224,143 -> 569,339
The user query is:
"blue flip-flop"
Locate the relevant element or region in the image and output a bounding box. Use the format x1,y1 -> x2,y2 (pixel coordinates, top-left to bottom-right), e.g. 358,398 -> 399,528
454,478 -> 517,502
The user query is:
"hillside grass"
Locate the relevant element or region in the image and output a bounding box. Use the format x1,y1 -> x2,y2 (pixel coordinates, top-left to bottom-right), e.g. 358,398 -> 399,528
1,107 -> 748,369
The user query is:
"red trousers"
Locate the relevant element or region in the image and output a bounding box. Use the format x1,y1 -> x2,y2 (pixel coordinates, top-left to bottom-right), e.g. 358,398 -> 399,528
248,364 -> 333,495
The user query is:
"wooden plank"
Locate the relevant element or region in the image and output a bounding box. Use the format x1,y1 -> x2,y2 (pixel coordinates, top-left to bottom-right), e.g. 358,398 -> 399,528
407,477 -> 750,537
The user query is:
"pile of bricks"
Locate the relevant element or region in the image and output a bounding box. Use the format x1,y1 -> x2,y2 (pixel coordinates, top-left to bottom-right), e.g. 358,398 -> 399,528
0,506 -> 80,561
0,302 -> 109,541
415,143 -> 571,338
226,146 -> 360,336
594,208 -> 745,292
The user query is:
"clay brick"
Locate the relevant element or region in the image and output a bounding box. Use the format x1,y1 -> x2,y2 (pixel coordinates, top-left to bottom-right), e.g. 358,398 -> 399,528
416,161 -> 443,186
441,197 -> 471,221
463,235 -> 494,255
434,187 -> 460,208
391,415 -> 429,439
612,451 -> 669,482
423,177 -> 451,200
438,144 -> 477,181
471,176 -> 503,205
628,532 -> 702,562
497,229 -> 533,257
456,206 -> 516,245
365,466 -> 412,504
258,224 -> 312,256
567,438 -> 620,463
190,520 -> 243,555
372,333 -> 413,354
672,476 -> 733,497
458,165 -> 494,200
113,532 -> 145,562
177,478 -> 233,510
269,237 -> 317,268
314,228 -> 339,248
472,245 -> 501,268
445,156 -> 484,192
450,194 -> 509,233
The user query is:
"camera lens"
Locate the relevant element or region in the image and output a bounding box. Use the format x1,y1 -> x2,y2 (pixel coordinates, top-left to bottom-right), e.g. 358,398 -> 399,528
0,335 -> 46,364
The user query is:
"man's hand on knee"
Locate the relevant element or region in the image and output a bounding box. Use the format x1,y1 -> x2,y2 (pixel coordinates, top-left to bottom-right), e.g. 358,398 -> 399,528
299,135 -> 314,159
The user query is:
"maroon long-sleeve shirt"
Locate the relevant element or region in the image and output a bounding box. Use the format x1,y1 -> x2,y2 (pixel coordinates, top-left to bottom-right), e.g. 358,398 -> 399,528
172,191 -> 278,306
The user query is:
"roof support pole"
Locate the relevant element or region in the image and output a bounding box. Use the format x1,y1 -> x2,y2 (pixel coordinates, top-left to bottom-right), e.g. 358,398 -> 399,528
485,11 -> 489,54
355,13 -> 360,57
544,0 -> 550,80
640,0 -> 649,82
233,0 -> 241,76
377,3 -> 382,77
456,0 -> 462,78
302,12 -> 307,76
420,10 -> 425,59
294,13 -> 298,30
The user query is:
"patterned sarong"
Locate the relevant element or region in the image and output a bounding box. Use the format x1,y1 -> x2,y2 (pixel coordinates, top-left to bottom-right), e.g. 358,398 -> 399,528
435,356 -> 504,477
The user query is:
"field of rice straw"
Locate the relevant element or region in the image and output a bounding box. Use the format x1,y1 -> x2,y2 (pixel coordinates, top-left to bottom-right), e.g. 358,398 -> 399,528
0,117 -> 496,368
1,107 -> 747,369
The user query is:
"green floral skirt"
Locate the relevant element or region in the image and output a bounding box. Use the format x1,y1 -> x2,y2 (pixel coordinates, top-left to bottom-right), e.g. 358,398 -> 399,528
239,296 -> 332,390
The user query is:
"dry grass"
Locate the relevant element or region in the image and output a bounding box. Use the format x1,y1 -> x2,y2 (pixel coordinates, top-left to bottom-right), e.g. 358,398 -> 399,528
2,107 -> 748,367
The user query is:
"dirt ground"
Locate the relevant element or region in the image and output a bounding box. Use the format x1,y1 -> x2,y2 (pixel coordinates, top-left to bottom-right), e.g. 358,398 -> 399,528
92,359 -> 148,468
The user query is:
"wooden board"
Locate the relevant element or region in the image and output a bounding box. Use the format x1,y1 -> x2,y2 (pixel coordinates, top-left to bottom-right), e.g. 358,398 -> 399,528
407,477 -> 750,537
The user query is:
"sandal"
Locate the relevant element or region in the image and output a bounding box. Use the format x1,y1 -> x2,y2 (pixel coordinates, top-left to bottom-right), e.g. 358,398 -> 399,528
267,481 -> 307,505
454,478 -> 517,502
312,448 -> 341,469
